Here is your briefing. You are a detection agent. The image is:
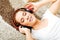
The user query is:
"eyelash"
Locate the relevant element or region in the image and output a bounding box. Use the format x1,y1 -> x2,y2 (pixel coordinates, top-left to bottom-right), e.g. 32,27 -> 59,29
20,12 -> 27,23
21,18 -> 24,23
23,12 -> 27,16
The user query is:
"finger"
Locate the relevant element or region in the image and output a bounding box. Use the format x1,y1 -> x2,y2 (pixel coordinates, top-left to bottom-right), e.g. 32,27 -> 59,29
33,9 -> 36,12
19,28 -> 24,33
26,2 -> 32,6
19,26 -> 22,32
19,26 -> 21,28
19,27 -> 21,32
28,5 -> 34,10
25,3 -> 33,8
25,4 -> 32,8
19,26 -> 25,32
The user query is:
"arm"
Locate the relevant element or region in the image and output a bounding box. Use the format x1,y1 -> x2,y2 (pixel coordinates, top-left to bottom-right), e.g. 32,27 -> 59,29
25,0 -> 56,12
49,0 -> 60,15
34,0 -> 56,8
26,32 -> 35,40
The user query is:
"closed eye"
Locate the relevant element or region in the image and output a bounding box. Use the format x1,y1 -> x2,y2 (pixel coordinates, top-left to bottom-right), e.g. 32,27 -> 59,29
23,12 -> 27,16
20,18 -> 24,23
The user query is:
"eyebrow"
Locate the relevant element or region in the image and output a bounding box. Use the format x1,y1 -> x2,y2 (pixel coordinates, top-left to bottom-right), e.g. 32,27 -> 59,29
22,11 -> 26,16
22,12 -> 24,15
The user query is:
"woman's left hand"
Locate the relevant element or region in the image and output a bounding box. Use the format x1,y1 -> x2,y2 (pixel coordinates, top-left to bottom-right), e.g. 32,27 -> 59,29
25,2 -> 39,12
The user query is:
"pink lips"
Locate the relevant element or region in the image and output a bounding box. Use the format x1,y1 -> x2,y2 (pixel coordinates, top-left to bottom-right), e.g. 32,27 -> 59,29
29,16 -> 33,22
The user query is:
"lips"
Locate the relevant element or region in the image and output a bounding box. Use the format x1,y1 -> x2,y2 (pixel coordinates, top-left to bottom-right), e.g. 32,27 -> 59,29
29,16 -> 33,22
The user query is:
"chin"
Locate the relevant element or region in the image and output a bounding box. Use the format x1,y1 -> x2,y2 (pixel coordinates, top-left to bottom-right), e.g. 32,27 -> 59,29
30,18 -> 37,26
33,16 -> 37,23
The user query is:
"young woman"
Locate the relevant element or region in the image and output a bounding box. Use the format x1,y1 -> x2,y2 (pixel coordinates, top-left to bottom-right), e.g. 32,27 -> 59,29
12,0 -> 60,40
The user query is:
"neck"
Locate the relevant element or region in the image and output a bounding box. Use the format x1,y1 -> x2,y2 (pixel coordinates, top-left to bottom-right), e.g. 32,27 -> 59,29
32,19 -> 42,30
32,19 -> 48,30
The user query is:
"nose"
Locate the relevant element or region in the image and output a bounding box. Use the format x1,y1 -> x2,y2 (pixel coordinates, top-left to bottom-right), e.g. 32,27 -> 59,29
24,16 -> 29,20
27,16 -> 29,20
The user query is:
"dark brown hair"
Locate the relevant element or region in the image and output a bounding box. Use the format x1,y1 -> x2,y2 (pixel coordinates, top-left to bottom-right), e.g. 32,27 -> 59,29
12,8 -> 33,31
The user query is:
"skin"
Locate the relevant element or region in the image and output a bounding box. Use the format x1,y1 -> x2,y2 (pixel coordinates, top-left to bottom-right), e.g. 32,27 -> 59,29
15,0 -> 60,40
15,11 -> 38,27
15,10 -> 48,29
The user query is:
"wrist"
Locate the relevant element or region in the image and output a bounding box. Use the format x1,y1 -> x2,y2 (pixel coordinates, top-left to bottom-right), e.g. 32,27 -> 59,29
25,31 -> 30,35
26,32 -> 31,38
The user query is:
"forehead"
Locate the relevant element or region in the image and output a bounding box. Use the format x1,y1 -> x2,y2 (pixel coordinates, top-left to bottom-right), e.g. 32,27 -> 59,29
15,11 -> 23,22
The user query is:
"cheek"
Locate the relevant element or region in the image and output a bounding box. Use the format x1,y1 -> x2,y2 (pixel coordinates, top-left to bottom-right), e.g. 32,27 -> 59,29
22,21 -> 31,26
21,19 -> 36,26
20,21 -> 29,26
31,17 -> 37,25
28,16 -> 37,26
27,19 -> 36,26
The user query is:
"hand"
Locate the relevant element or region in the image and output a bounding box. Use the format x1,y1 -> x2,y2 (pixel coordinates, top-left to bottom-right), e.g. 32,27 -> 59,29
43,0 -> 56,2
51,0 -> 56,2
19,26 -> 30,35
25,2 -> 39,12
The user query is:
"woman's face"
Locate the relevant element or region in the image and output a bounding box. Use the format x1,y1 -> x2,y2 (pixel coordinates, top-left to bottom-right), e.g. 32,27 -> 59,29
15,11 -> 37,27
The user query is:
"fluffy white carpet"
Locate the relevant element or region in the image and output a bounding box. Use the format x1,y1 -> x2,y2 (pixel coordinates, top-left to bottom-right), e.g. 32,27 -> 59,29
0,15 -> 25,40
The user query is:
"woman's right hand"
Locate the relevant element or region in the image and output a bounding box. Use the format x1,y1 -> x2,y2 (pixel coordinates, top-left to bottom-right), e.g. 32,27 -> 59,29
19,26 -> 30,35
